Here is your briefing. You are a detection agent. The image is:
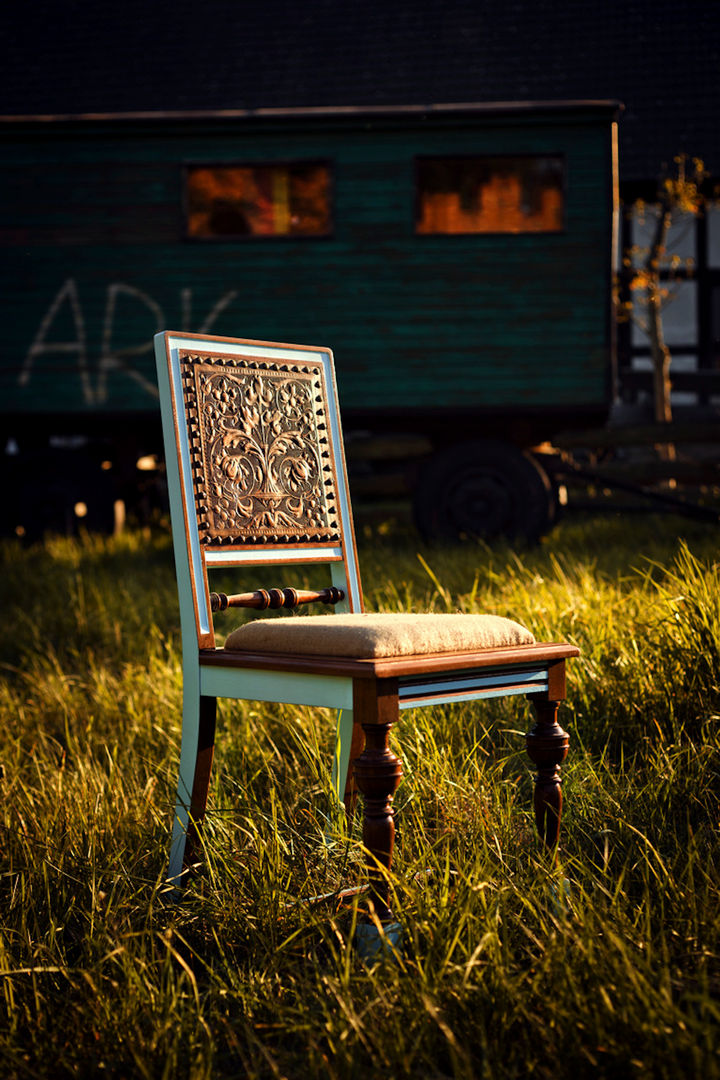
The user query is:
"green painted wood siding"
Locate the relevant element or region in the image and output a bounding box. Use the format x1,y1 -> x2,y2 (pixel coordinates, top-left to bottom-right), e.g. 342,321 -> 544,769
0,106 -> 616,423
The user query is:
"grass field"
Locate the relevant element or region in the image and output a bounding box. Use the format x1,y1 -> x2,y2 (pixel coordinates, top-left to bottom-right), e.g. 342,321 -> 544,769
1,514 -> 720,1078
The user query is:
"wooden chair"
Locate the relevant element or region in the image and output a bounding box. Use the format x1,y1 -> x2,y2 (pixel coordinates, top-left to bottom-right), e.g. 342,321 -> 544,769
153,331 -> 578,936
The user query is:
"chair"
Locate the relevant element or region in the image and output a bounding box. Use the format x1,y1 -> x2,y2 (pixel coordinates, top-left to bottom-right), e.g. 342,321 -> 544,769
153,330 -> 578,933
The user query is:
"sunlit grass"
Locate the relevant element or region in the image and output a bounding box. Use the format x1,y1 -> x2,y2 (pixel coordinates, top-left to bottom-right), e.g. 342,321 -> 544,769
1,516 -> 719,1077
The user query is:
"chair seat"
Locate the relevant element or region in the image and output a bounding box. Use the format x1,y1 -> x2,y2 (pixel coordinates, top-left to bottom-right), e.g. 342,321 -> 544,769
223,612 -> 535,659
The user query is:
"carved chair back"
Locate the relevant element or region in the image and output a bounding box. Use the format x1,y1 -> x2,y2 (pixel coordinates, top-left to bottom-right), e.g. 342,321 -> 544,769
154,332 -> 362,650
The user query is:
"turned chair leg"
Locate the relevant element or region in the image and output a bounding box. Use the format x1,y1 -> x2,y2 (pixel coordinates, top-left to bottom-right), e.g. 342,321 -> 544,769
525,697 -> 570,851
352,679 -> 402,923
353,722 -> 403,921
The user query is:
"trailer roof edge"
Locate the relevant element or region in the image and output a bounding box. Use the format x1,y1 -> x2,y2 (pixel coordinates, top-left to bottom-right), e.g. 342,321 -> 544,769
0,100 -> 623,124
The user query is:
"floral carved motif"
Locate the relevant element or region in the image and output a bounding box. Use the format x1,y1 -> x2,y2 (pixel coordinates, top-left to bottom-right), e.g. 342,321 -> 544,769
179,350 -> 340,545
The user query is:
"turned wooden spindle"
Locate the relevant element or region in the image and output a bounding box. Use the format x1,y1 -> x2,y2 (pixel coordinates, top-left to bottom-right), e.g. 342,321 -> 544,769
351,679 -> 402,923
210,585 -> 344,613
525,698 -> 570,852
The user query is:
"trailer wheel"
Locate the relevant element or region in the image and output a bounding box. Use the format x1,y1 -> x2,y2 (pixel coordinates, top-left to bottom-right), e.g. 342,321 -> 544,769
413,439 -> 556,543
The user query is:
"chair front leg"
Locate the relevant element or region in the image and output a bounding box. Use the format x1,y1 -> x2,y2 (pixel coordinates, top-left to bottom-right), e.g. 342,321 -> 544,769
525,696 -> 569,851
352,678 -> 402,923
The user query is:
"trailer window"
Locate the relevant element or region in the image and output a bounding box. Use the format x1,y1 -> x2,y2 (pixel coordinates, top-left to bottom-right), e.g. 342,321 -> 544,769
415,156 -> 564,234
186,162 -> 331,238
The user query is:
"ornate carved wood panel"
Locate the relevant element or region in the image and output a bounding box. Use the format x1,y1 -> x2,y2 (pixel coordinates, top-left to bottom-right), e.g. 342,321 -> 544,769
179,349 -> 341,546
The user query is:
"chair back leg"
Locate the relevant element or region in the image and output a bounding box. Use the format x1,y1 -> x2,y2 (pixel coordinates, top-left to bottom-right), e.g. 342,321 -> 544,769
168,686 -> 217,881
330,709 -> 355,813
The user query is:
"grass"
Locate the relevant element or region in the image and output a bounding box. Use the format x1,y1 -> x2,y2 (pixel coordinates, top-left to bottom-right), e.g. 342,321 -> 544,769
1,514 -> 720,1078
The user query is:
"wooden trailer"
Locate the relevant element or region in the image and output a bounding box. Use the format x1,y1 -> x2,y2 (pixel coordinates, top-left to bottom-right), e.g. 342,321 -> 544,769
0,101 -> 619,539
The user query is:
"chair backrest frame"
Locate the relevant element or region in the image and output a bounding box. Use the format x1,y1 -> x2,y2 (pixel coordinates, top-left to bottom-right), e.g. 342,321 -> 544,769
154,331 -> 363,650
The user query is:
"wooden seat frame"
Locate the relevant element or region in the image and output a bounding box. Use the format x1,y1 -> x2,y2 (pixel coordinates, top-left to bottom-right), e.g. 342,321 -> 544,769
154,331 -> 578,923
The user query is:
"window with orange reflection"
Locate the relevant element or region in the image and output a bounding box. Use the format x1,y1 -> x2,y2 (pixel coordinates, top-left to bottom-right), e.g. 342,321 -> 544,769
415,156 -> 564,234
186,162 -> 331,238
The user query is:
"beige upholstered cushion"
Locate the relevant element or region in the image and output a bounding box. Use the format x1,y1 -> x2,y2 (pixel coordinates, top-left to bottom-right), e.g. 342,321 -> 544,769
223,612 -> 535,658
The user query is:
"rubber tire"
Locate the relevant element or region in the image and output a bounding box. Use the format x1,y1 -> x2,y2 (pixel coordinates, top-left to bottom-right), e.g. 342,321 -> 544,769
413,439 -> 556,543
